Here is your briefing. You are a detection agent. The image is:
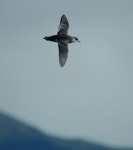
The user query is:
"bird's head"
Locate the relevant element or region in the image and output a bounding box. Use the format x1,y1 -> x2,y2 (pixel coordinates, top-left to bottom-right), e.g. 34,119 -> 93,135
73,37 -> 80,42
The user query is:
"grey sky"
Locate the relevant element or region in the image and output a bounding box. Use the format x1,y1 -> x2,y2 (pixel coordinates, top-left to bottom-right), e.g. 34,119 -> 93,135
0,0 -> 133,147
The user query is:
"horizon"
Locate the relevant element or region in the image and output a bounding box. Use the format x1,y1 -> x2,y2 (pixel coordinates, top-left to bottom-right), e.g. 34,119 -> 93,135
0,0 -> 133,147
0,111 -> 133,149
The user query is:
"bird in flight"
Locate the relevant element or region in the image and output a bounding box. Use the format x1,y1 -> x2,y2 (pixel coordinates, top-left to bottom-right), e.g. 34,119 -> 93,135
43,15 -> 80,67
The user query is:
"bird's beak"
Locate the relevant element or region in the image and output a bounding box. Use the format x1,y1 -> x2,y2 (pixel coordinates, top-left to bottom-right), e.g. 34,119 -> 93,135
78,40 -> 81,42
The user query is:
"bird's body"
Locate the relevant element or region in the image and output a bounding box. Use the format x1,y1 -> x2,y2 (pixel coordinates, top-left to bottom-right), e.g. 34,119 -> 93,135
43,15 -> 80,67
44,34 -> 77,43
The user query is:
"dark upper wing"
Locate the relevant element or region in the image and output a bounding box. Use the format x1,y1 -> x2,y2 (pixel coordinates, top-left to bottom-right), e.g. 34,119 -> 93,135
58,15 -> 69,35
58,41 -> 68,67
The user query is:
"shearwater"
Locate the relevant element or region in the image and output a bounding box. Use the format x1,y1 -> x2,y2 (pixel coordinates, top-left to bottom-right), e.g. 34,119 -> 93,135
43,15 -> 80,67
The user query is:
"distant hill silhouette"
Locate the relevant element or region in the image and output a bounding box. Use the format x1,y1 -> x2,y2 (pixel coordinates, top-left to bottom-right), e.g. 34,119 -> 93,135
0,112 -> 133,150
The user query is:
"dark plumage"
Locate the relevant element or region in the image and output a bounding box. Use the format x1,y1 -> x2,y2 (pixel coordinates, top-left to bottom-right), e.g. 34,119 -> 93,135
43,15 -> 80,67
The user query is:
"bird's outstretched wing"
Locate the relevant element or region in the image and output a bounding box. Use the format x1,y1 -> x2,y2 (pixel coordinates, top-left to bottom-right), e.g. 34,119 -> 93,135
58,41 -> 68,67
58,15 -> 69,35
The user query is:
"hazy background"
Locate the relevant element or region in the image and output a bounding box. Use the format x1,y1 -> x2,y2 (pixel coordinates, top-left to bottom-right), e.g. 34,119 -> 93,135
0,0 -> 133,147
